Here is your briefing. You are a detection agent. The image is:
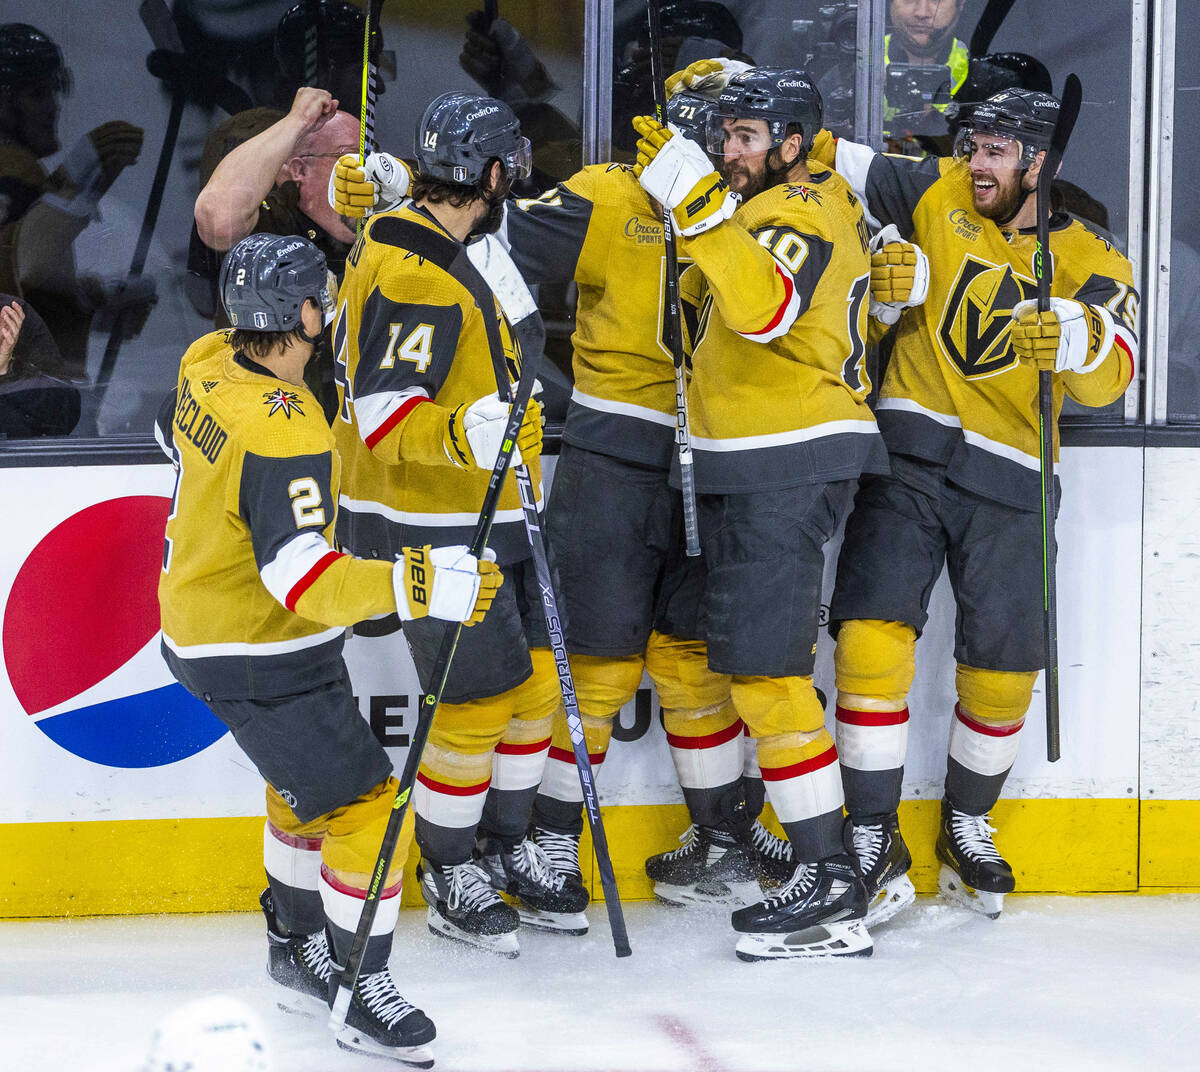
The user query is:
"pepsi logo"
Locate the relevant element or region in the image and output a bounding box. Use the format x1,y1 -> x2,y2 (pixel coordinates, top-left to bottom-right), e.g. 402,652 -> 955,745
3,496 -> 227,768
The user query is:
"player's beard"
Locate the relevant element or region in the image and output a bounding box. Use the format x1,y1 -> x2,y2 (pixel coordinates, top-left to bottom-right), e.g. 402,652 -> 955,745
972,170 -> 1027,224
723,157 -> 769,201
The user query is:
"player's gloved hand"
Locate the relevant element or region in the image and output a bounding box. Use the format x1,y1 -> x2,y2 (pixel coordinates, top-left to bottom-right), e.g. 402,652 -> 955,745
393,544 -> 504,625
87,121 -> 144,191
868,224 -> 929,325
632,115 -> 738,237
466,234 -> 538,324
444,392 -> 543,470
809,127 -> 836,166
664,57 -> 751,99
328,152 -> 412,219
1010,297 -> 1114,374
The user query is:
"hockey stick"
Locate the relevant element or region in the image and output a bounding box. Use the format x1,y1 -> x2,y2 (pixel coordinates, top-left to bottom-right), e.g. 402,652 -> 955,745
646,0 -> 701,558
329,319 -> 541,1032
487,364 -> 634,960
969,0 -> 1019,57
356,0 -> 384,235
1033,73 -> 1081,764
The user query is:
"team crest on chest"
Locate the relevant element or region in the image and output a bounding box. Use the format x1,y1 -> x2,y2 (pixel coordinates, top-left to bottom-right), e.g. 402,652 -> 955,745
937,256 -> 1035,379
263,387 -> 305,418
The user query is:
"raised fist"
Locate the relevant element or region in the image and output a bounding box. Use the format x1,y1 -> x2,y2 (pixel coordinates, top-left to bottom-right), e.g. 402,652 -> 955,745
87,122 -> 144,191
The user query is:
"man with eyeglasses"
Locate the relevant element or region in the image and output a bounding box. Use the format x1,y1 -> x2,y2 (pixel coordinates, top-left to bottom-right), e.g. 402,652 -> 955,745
192,86 -> 362,419
809,89 -> 1139,926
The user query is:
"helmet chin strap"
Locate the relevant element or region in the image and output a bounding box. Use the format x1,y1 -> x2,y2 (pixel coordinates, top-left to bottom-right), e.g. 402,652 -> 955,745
765,144 -> 800,189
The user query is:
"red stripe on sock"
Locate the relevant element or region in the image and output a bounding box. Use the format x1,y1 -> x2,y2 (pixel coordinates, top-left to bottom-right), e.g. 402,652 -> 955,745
665,718 -> 744,751
548,745 -> 606,765
416,771 -> 491,796
284,551 -> 343,612
835,705 -> 909,727
760,744 -> 838,781
267,822 -> 323,852
320,864 -> 400,900
494,737 -> 551,756
955,704 -> 1025,737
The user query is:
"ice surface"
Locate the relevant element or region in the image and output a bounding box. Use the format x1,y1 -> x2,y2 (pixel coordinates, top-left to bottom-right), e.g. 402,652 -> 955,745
2,895 -> 1198,1071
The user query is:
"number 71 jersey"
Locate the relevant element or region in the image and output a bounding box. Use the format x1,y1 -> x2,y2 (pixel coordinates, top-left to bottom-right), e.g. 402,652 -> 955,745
683,167 -> 888,493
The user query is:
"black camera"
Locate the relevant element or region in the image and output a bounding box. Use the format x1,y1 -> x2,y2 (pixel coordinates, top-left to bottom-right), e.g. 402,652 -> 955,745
791,3 -> 859,138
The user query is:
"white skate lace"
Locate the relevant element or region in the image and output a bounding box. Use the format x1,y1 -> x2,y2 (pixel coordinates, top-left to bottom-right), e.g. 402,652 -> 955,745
761,862 -> 818,908
851,823 -> 884,873
949,811 -> 1005,863
444,861 -> 506,914
533,829 -> 582,878
662,824 -> 700,860
300,931 -> 332,982
513,838 -> 567,892
750,821 -> 793,863
357,970 -> 420,1029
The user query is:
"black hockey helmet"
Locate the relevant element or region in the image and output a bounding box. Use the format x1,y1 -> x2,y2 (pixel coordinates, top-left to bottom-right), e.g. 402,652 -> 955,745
709,67 -> 823,157
954,87 -> 1060,166
414,92 -> 531,186
0,23 -> 71,93
667,90 -> 717,148
220,234 -> 332,333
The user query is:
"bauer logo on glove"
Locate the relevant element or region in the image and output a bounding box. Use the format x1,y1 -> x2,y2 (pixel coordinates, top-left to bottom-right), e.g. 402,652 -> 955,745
632,115 -> 739,237
393,544 -> 503,626
1009,297 -> 1114,375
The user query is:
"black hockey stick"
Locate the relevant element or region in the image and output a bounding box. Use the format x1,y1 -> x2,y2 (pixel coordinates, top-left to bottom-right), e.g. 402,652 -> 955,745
647,0 -> 701,558
329,324 -> 541,1032
969,0 -> 1019,57
1033,72 -> 1081,764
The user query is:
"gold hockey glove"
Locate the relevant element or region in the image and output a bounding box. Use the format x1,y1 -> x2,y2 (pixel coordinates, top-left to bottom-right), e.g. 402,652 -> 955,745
394,545 -> 503,625
868,224 -> 929,326
329,152 -> 412,219
1010,298 -> 1113,374
664,57 -> 751,99
445,393 -> 543,470
632,115 -> 738,237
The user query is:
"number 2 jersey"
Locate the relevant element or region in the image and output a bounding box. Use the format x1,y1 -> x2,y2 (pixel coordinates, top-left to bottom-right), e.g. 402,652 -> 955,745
156,330 -> 397,700
823,139 -> 1139,510
678,165 -> 888,493
333,204 -> 539,566
501,162 -> 683,470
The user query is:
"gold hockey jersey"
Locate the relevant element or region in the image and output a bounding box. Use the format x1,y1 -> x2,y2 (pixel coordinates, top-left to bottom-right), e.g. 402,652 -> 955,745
504,162 -> 687,469
678,165 -> 888,493
156,331 -> 397,700
824,140 -> 1138,510
333,204 -> 540,565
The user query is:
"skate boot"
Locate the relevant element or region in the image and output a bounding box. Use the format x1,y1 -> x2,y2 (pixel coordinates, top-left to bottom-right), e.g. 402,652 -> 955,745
645,824 -> 762,908
260,888 -> 332,1012
749,819 -> 795,887
331,967 -> 437,1068
731,854 -> 872,961
935,800 -> 1015,919
477,834 -> 590,935
419,858 -> 521,957
530,825 -> 584,884
851,814 -> 916,927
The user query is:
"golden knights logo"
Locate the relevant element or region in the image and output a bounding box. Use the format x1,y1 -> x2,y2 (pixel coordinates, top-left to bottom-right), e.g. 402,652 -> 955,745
937,256 -> 1035,378
263,388 -> 305,418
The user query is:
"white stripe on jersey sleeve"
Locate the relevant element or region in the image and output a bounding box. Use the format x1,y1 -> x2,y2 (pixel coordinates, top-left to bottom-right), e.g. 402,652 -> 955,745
355,386 -> 430,444
259,530 -> 338,609
834,139 -> 882,229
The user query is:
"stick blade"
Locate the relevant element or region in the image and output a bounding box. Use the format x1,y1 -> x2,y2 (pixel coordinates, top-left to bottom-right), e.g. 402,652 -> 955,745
969,0 -> 1018,57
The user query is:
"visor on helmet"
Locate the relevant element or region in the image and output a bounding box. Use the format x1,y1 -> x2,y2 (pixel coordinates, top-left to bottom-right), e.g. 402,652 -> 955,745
498,136 -> 532,181
952,127 -> 1039,170
705,113 -> 776,159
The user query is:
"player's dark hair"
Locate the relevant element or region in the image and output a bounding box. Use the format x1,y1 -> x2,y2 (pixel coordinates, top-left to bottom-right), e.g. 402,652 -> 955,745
229,324 -> 310,362
411,157 -> 504,208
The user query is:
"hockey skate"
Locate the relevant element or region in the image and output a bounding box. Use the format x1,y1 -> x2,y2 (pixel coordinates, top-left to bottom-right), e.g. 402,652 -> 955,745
851,815 -> 916,927
645,824 -> 763,908
530,825 -> 584,883
478,834 -> 589,935
749,819 -> 796,887
260,888 -> 332,1013
935,801 -> 1015,919
418,859 -> 520,958
731,855 -> 873,961
331,967 -> 437,1068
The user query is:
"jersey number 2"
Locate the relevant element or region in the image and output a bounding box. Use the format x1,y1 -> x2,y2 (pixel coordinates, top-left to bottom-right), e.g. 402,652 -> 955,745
289,478 -> 326,528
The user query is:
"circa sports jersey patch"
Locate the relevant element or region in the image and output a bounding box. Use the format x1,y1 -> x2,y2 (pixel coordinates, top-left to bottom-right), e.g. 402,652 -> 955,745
262,387 -> 305,418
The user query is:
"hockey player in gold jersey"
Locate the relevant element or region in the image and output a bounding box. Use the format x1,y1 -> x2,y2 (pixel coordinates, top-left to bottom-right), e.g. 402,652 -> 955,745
157,232 -> 503,1065
333,91 -> 589,957
631,67 -> 889,960
813,89 -> 1139,923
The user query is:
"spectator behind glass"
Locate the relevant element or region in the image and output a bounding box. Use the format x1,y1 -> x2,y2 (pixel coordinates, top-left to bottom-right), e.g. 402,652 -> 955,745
884,0 -> 969,152
190,87 -> 360,421
0,295 -> 81,438
0,23 -> 153,381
